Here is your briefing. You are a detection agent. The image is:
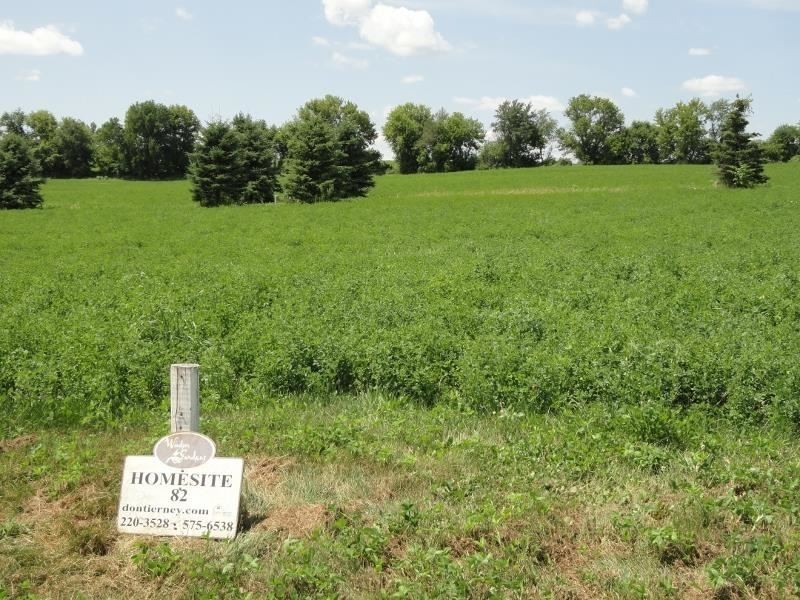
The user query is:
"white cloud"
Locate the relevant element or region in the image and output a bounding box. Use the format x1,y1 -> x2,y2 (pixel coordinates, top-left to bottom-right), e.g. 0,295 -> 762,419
323,0 -> 372,26
681,75 -> 747,97
606,13 -> 632,29
312,35 -> 331,46
321,1 -> 450,57
16,68 -> 41,82
331,51 -> 369,69
175,7 -> 192,21
621,87 -> 637,97
575,10 -> 596,26
623,0 -> 649,15
454,95 -> 564,112
689,47 -> 711,56
0,21 -> 83,56
359,4 -> 451,56
402,74 -> 424,84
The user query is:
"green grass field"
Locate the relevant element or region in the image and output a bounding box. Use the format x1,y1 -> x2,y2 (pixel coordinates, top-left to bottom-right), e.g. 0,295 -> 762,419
1,165 -> 800,597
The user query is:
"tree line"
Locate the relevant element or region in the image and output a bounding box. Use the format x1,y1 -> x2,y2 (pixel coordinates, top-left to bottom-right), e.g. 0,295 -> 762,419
1,93 -> 795,209
384,95 -> 800,171
0,96 -> 385,208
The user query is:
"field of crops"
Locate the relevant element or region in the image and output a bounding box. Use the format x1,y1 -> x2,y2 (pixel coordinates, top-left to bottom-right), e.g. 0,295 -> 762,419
2,164 -> 800,598
2,165 -> 799,432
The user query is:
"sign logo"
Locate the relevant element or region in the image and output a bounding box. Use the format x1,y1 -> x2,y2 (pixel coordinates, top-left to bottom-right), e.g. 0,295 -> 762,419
153,432 -> 216,469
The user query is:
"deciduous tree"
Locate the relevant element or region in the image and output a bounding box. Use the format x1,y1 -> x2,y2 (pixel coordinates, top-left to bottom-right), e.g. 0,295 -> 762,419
559,95 -> 625,164
492,100 -> 556,167
416,110 -> 485,172
0,109 -> 27,136
765,124 -> 800,162
25,110 -> 59,176
617,120 -> 660,164
52,117 -> 94,178
383,103 -> 433,174
123,101 -> 199,179
93,118 -> 125,177
655,99 -> 711,164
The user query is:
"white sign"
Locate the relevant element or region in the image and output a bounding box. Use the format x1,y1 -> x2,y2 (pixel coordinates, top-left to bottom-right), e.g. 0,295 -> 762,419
117,455 -> 243,539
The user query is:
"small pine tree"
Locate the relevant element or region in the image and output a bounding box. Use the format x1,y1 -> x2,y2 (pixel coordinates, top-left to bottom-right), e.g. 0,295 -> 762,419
0,133 -> 44,209
280,113 -> 342,203
231,114 -> 281,204
280,95 -> 380,203
190,117 -> 281,207
715,97 -> 768,188
189,121 -> 245,207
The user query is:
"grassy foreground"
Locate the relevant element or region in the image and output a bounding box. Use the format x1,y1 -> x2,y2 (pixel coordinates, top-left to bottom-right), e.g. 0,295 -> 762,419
2,396 -> 800,598
1,164 -> 800,597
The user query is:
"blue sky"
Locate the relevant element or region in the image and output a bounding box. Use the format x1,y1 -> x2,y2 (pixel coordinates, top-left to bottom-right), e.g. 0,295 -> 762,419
2,0 -> 798,157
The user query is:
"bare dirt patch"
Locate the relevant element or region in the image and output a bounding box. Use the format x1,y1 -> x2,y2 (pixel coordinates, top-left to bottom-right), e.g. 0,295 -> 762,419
246,455 -> 295,489
0,434 -> 37,453
255,503 -> 329,537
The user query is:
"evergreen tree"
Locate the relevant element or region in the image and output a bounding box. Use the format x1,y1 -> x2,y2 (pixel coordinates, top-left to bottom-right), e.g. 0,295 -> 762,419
0,133 -> 44,209
231,114 -> 282,203
190,115 -> 282,207
189,121 -> 246,207
281,96 -> 380,202
715,97 -> 768,188
280,113 -> 341,203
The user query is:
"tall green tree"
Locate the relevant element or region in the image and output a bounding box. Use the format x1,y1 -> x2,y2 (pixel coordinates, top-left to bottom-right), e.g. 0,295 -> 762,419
764,124 -> 800,162
93,118 -> 126,177
281,96 -> 380,202
0,133 -> 43,209
190,115 -> 282,207
123,101 -> 199,179
383,103 -> 433,174
559,95 -> 625,164
0,110 -> 27,136
25,110 -> 59,176
52,117 -> 95,178
715,97 -> 768,188
416,110 -> 485,172
491,100 -> 556,167
706,99 -> 732,147
438,111 -> 485,171
655,99 -> 711,164
231,114 -> 282,203
616,120 -> 660,164
189,121 -> 246,206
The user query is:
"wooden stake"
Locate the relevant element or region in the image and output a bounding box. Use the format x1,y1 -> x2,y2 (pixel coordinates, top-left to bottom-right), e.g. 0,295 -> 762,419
170,364 -> 200,433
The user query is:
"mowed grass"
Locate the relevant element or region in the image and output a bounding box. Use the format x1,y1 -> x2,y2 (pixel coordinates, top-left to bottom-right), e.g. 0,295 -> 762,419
1,164 -> 800,597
